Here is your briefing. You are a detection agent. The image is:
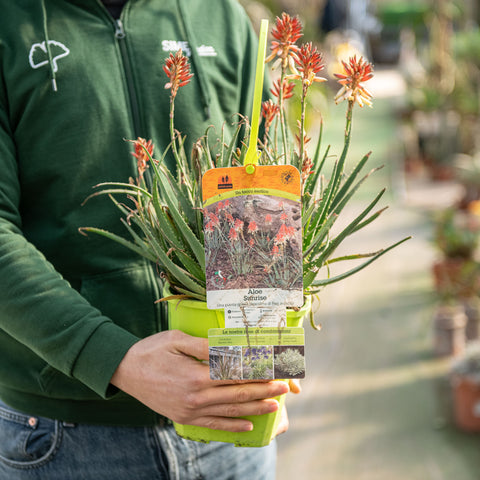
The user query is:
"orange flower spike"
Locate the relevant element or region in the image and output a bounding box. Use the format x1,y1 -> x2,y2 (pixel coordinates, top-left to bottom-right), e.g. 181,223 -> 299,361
233,218 -> 244,232
131,137 -> 154,181
262,100 -> 280,132
265,13 -> 303,71
228,228 -> 238,242
271,78 -> 295,100
291,42 -> 327,87
271,245 -> 280,256
248,221 -> 258,233
163,49 -> 194,99
334,55 -> 374,107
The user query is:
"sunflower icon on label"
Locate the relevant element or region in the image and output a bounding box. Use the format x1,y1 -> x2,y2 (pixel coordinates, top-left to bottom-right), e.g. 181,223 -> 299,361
281,169 -> 294,185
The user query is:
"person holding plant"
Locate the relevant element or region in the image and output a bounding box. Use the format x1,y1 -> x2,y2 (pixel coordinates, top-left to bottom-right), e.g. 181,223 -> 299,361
0,1 -> 291,478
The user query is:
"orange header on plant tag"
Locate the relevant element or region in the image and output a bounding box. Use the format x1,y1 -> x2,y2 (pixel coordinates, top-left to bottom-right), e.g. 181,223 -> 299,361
202,165 -> 300,207
202,164 -> 303,310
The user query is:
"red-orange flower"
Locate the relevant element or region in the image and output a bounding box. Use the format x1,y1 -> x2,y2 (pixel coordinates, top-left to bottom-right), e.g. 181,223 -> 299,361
131,137 -> 154,181
270,78 -> 295,100
228,228 -> 238,242
225,212 -> 234,225
206,211 -> 220,228
334,55 -> 374,107
262,99 -> 280,133
234,218 -> 244,232
271,245 -> 280,256
248,221 -> 258,233
301,155 -> 314,184
265,13 -> 303,71
163,49 -> 194,98
290,42 -> 326,87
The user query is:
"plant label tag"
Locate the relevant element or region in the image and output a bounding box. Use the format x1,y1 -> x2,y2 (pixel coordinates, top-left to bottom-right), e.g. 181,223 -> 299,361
202,165 -> 303,310
208,327 -> 306,380
224,305 -> 287,328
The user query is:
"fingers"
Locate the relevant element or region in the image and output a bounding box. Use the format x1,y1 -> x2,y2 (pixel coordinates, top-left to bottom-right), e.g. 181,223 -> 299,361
173,397 -> 281,431
194,379 -> 289,406
186,415 -> 254,432
288,379 -> 301,394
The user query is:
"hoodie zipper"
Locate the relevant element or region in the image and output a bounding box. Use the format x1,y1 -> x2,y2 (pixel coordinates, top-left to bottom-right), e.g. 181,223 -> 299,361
114,18 -> 164,331
114,19 -> 143,137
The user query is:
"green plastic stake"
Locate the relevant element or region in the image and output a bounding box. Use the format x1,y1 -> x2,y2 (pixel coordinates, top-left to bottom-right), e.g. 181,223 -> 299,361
244,19 -> 269,174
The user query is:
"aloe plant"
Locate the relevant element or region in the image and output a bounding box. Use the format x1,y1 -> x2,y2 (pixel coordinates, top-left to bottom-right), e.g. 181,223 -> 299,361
80,15 -> 410,313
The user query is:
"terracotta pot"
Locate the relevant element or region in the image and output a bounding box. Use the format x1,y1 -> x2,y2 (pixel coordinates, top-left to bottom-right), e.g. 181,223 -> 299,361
432,259 -> 478,299
463,297 -> 480,341
433,304 -> 467,357
451,375 -> 480,432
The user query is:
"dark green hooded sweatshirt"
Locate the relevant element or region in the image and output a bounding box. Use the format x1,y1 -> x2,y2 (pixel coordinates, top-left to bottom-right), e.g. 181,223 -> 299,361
0,0 -> 263,425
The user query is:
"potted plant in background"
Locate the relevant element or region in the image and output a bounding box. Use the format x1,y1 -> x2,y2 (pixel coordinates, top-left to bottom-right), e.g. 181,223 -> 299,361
431,204 -> 480,354
450,340 -> 480,431
80,13 -> 409,447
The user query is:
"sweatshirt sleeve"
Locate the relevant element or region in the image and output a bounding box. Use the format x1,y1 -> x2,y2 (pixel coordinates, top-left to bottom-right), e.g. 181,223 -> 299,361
0,99 -> 140,398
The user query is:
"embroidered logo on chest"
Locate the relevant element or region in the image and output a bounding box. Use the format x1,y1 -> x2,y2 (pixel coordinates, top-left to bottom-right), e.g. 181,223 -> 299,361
28,40 -> 70,72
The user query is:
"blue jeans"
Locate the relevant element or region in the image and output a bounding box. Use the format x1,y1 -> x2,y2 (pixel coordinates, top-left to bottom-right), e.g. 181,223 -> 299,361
0,400 -> 276,479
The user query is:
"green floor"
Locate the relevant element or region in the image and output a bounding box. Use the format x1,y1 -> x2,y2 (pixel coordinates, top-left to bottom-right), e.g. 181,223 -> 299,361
276,76 -> 480,479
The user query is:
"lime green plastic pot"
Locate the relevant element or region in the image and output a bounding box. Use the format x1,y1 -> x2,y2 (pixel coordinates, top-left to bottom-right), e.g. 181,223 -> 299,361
166,291 -> 311,447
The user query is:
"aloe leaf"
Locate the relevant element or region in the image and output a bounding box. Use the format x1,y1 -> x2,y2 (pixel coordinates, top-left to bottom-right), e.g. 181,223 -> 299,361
156,167 -> 206,271
173,249 -> 205,282
332,165 -> 384,220
169,286 -> 206,301
117,209 -> 200,289
329,152 -> 371,210
350,206 -> 389,234
323,250 -> 387,263
222,122 -> 243,167
151,181 -> 184,250
161,165 -> 198,227
304,119 -> 326,195
310,236 -> 411,287
82,183 -> 151,205
305,157 -> 344,243
79,227 -> 157,263
309,188 -> 386,270
303,212 -> 337,258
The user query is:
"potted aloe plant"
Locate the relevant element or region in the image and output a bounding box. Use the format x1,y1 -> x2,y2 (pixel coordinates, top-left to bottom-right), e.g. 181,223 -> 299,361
80,13 -> 409,447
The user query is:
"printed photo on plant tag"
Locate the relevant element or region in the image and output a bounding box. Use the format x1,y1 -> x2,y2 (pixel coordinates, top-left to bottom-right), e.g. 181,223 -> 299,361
208,327 -> 305,380
202,165 -> 303,310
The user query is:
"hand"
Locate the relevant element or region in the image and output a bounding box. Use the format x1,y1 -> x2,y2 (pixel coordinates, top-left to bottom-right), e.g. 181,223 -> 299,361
276,379 -> 301,435
110,330 -> 290,432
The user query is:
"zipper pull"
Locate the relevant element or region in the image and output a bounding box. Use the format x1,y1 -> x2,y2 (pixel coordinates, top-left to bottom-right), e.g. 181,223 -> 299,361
115,19 -> 126,39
